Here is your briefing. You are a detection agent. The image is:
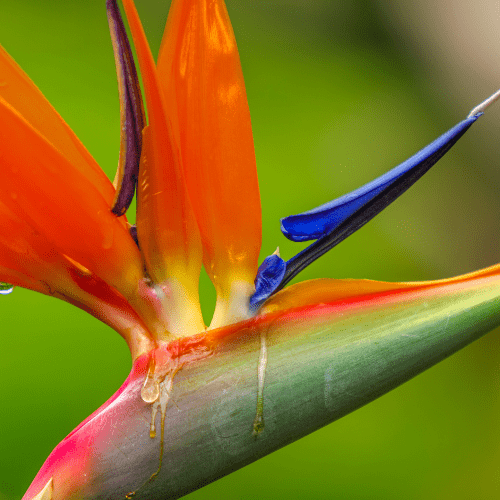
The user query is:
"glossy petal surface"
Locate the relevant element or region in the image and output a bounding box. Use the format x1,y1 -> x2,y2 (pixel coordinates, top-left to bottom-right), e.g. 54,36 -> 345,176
0,45 -> 115,205
0,200 -> 152,357
281,114 -> 480,242
157,0 -> 262,300
0,96 -> 143,302
121,0 -> 204,337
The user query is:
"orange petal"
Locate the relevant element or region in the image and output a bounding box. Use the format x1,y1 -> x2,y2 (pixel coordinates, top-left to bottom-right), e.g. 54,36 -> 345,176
0,96 -> 160,318
157,0 -> 262,324
0,264 -> 45,295
121,0 -> 204,338
0,201 -> 153,358
0,44 -> 116,206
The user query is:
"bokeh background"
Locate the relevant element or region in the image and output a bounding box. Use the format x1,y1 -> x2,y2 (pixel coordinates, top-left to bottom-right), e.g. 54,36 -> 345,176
1,0 -> 500,498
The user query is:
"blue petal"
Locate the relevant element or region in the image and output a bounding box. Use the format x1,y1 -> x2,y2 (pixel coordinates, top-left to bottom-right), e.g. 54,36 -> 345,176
249,254 -> 286,311
281,113 -> 482,242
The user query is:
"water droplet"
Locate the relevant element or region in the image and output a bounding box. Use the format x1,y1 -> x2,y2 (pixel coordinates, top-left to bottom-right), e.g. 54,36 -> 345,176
129,364 -> 180,497
149,403 -> 158,438
148,371 -> 175,481
141,377 -> 159,403
0,283 -> 14,295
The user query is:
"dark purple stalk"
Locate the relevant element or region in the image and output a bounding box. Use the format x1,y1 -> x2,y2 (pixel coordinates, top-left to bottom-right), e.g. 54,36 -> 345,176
107,0 -> 145,216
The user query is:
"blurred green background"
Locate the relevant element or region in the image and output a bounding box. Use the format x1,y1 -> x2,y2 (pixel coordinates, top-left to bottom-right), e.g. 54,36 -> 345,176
1,0 -> 500,498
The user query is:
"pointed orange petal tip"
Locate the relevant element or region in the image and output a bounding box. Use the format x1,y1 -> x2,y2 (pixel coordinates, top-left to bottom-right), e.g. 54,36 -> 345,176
157,0 -> 262,318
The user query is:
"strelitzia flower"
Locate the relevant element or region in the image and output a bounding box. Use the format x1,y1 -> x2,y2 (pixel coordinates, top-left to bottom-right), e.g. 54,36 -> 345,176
2,1 -> 500,499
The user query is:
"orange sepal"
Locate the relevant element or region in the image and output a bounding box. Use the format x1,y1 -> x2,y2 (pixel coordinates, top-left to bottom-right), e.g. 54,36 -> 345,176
0,95 -> 143,300
121,0 -> 204,337
0,44 -> 116,206
157,0 -> 262,295
0,201 -> 153,358
121,0 -> 201,278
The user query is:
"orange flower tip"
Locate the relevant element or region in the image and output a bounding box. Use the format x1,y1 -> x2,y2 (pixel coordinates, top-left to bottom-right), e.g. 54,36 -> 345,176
31,478 -> 53,500
210,280 -> 256,330
107,0 -> 145,217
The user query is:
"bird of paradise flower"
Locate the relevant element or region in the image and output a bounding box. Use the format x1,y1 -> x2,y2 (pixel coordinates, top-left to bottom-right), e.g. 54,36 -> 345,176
2,1 -> 500,499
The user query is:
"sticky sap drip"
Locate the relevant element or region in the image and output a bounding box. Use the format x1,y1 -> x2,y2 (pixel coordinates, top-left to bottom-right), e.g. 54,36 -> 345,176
128,360 -> 178,498
252,330 -> 268,436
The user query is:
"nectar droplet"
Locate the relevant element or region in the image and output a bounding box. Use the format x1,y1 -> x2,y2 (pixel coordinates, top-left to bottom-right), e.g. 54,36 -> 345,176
141,376 -> 160,404
141,357 -> 159,404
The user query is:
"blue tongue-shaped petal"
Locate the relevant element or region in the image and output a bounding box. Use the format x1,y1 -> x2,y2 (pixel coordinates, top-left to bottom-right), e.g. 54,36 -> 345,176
250,86 -> 500,312
281,114 -> 481,242
249,252 -> 286,310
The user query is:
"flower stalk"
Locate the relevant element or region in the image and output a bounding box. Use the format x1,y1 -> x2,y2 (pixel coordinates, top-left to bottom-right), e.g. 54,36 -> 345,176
1,1 -> 500,499
23,265 -> 500,499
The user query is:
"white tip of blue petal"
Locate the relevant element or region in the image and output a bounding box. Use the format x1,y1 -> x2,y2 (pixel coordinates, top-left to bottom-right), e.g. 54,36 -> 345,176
468,88 -> 500,118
